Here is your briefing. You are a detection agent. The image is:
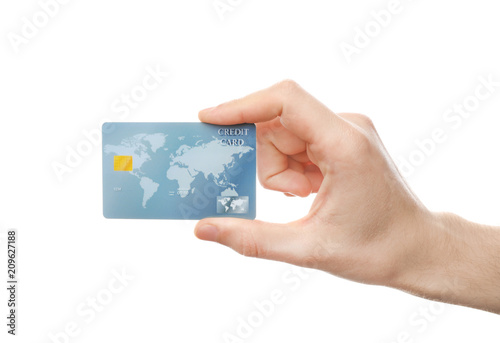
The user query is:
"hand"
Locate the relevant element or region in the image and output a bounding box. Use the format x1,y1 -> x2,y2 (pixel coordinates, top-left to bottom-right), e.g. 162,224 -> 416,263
195,79 -> 427,284
194,80 -> 500,314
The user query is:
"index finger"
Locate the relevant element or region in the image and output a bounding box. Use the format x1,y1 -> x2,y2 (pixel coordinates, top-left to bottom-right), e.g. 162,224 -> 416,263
199,80 -> 347,144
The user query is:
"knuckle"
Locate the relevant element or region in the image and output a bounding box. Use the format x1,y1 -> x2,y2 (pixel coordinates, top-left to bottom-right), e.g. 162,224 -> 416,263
256,168 -> 274,190
302,240 -> 330,269
237,228 -> 260,258
295,221 -> 327,269
302,254 -> 323,269
355,113 -> 375,129
339,113 -> 376,131
353,130 -> 372,152
260,180 -> 274,191
257,123 -> 274,141
333,125 -> 373,159
275,79 -> 301,95
347,133 -> 373,161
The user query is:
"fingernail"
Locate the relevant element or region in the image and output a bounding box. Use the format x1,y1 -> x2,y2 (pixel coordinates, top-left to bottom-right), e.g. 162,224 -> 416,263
195,225 -> 218,242
200,106 -> 215,114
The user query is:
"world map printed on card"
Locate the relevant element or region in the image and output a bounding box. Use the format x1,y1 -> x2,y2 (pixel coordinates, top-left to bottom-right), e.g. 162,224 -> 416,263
102,122 -> 256,219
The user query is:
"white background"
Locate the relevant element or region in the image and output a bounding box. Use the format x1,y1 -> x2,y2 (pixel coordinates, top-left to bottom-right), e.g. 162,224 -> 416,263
1,0 -> 499,342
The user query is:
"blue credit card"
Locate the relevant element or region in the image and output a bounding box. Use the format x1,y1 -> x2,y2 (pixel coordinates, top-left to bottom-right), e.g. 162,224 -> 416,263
102,122 -> 256,219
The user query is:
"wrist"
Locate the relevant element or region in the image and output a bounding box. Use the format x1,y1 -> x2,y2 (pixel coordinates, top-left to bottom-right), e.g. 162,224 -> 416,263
389,211 -> 500,313
388,211 -> 456,298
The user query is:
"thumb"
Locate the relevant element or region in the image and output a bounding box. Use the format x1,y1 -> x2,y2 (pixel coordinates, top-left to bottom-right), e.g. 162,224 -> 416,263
194,218 -> 309,264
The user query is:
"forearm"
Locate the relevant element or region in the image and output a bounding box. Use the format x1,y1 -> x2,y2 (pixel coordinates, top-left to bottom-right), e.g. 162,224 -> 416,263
391,212 -> 500,314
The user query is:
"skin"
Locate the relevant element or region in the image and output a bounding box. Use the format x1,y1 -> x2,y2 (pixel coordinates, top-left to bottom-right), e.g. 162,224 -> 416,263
194,80 -> 500,314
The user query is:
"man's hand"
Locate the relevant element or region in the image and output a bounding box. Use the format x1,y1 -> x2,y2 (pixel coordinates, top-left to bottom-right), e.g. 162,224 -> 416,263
194,80 -> 500,314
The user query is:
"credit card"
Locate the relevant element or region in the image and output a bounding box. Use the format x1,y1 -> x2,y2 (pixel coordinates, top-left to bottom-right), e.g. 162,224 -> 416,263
102,122 -> 256,219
